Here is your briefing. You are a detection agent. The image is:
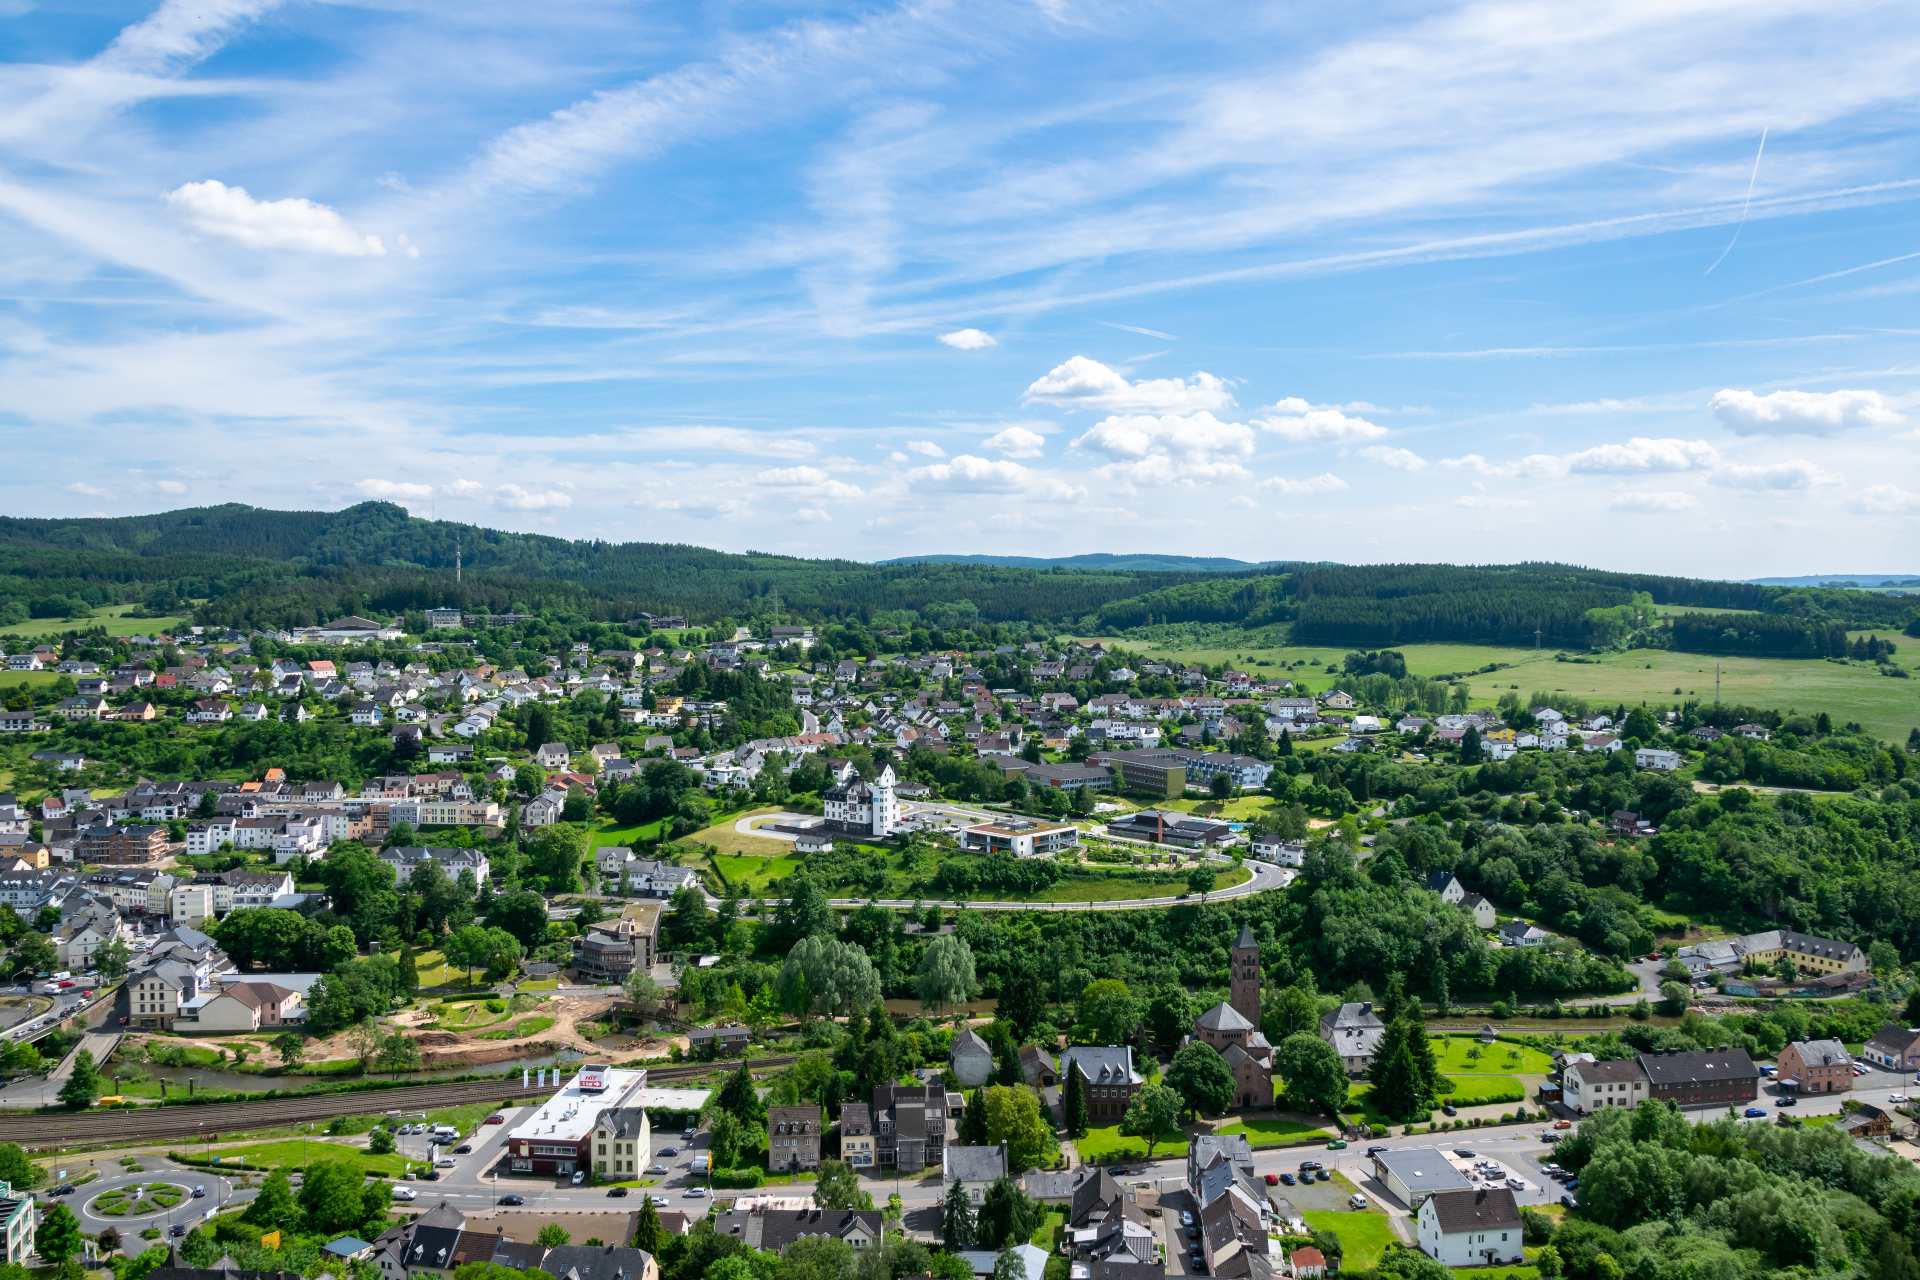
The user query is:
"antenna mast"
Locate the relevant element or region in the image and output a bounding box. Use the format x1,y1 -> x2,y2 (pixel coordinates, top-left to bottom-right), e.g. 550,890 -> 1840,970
455,538 -> 462,586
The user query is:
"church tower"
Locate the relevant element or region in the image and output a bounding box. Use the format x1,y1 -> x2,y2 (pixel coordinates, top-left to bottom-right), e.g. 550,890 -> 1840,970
1230,923 -> 1261,1028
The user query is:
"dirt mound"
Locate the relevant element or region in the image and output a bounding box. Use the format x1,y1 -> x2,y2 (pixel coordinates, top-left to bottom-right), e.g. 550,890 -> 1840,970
413,1031 -> 463,1048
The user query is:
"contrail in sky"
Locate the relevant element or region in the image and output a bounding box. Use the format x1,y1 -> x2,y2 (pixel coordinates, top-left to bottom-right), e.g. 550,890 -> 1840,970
1704,127 -> 1769,276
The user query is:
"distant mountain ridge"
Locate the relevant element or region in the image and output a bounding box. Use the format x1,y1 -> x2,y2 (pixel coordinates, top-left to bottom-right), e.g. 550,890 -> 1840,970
1746,574 -> 1920,588
880,552 -> 1295,573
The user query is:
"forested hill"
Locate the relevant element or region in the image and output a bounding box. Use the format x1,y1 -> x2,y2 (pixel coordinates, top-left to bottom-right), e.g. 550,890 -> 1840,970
1,504 -> 1914,650
0,503 -> 1201,629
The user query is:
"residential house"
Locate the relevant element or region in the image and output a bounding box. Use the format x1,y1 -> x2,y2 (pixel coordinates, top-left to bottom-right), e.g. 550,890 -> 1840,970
1563,1058 -> 1648,1114
1778,1039 -> 1852,1094
1634,747 -> 1682,772
1860,1025 -> 1920,1073
1638,1049 -> 1758,1109
950,1028 -> 994,1088
1319,1002 -> 1387,1076
943,1144 -> 1008,1207
1417,1188 -> 1523,1267
1058,1046 -> 1143,1124
768,1106 -> 822,1173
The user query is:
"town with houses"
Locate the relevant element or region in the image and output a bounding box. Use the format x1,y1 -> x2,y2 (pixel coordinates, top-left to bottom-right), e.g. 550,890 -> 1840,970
0,604 -> 1913,1280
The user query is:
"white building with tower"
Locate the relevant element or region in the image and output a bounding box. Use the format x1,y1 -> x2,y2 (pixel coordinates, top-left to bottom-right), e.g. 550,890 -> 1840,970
821,763 -> 899,838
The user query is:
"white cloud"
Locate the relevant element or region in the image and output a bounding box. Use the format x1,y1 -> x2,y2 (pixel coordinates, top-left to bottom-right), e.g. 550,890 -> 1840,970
1071,410 -> 1254,484
1608,490 -> 1698,512
1848,484 -> 1920,514
755,464 -> 862,500
904,440 -> 945,458
1709,388 -> 1906,436
1260,473 -> 1349,496
446,479 -> 485,497
1359,445 -> 1426,471
1711,460 -> 1837,491
1564,437 -> 1719,474
1444,437 -> 1719,480
793,506 -> 832,524
905,454 -> 1082,501
1254,397 -> 1387,444
355,478 -> 433,500
152,479 -> 187,495
494,484 -> 572,511
1024,356 -> 1234,414
165,180 -> 388,257
938,328 -> 998,350
983,425 -> 1046,459
652,496 -> 745,519
65,481 -> 106,498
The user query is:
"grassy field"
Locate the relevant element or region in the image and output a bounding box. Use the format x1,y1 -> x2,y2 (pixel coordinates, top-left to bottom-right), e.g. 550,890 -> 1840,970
197,1138 -> 417,1177
1076,633 -> 1920,743
1030,1208 -> 1066,1249
587,818 -> 667,851
1076,1123 -> 1189,1162
707,852 -> 804,893
0,604 -> 189,639
1214,1115 -> 1334,1148
1430,1036 -> 1553,1075
1302,1210 -> 1397,1271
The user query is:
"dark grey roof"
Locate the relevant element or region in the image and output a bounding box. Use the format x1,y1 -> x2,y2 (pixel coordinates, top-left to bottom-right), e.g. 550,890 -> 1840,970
1571,1058 -> 1646,1085
944,1143 -> 1008,1184
1235,923 -> 1257,949
715,1208 -> 882,1252
1061,1046 -> 1140,1087
1636,1048 -> 1757,1086
592,1106 -> 649,1139
1425,1187 -> 1520,1234
539,1244 -> 657,1280
1195,1001 -> 1253,1033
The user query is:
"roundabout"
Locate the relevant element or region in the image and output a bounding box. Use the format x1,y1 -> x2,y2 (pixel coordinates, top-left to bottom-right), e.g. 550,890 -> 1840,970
87,1181 -> 188,1218
74,1169 -> 234,1239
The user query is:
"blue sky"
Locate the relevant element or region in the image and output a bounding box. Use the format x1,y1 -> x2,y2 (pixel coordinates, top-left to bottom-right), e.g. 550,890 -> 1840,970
4,0 -> 1920,576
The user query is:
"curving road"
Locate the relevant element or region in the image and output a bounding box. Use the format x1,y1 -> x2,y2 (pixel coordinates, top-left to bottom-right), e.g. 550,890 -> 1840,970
69,1166 -> 236,1243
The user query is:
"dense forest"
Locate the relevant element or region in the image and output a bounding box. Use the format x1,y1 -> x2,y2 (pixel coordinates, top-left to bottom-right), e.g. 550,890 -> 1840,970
2,506 -> 1915,651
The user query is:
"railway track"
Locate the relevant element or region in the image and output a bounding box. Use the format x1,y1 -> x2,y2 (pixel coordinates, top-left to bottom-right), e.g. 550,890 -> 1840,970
0,1054 -> 800,1150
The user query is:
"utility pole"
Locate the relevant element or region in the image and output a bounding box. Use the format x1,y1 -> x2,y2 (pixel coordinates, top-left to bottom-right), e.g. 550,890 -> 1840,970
455,539 -> 463,586
1534,627 -> 1542,650
1715,662 -> 1721,707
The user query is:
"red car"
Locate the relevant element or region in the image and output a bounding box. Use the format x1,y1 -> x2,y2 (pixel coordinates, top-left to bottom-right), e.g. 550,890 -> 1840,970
1553,1119 -> 1573,1130
1264,1173 -> 1279,1185
484,1114 -> 506,1125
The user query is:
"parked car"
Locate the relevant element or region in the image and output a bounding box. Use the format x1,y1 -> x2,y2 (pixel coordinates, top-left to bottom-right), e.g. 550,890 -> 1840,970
647,1164 -> 667,1175
1366,1145 -> 1387,1156
1278,1173 -> 1295,1186
435,1158 -> 456,1168
485,1114 -> 506,1124
1442,1104 -> 1458,1116
1561,1194 -> 1578,1209
659,1147 -> 678,1157
685,1188 -> 707,1198
1454,1149 -> 1476,1158
498,1194 -> 525,1206
454,1144 -> 472,1154
1743,1107 -> 1766,1118
1776,1096 -> 1798,1107
650,1196 -> 669,1207
1891,1093 -> 1911,1104
1326,1139 -> 1348,1150
571,1171 -> 586,1186
392,1186 -> 417,1201
1300,1160 -> 1322,1171
608,1187 -> 629,1198
1553,1119 -> 1573,1129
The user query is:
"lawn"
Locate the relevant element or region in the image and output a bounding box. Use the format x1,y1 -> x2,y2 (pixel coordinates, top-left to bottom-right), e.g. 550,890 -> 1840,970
1029,1209 -> 1066,1249
430,999 -> 515,1032
685,808 -> 796,856
1429,1036 -> 1553,1076
587,818 -> 667,851
707,852 -> 804,894
195,1138 -> 417,1177
1071,634 -> 1920,744
1154,795 -> 1282,822
0,605 -> 190,640
474,1014 -> 556,1041
91,1183 -> 186,1216
1302,1210 -> 1397,1272
1214,1115 -> 1333,1148
1075,1124 -> 1189,1163
1439,1076 -> 1527,1106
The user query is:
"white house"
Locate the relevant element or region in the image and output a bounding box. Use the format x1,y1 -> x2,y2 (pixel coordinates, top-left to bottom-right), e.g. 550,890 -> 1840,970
1563,1058 -> 1649,1114
1417,1188 -> 1523,1267
1634,747 -> 1682,772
